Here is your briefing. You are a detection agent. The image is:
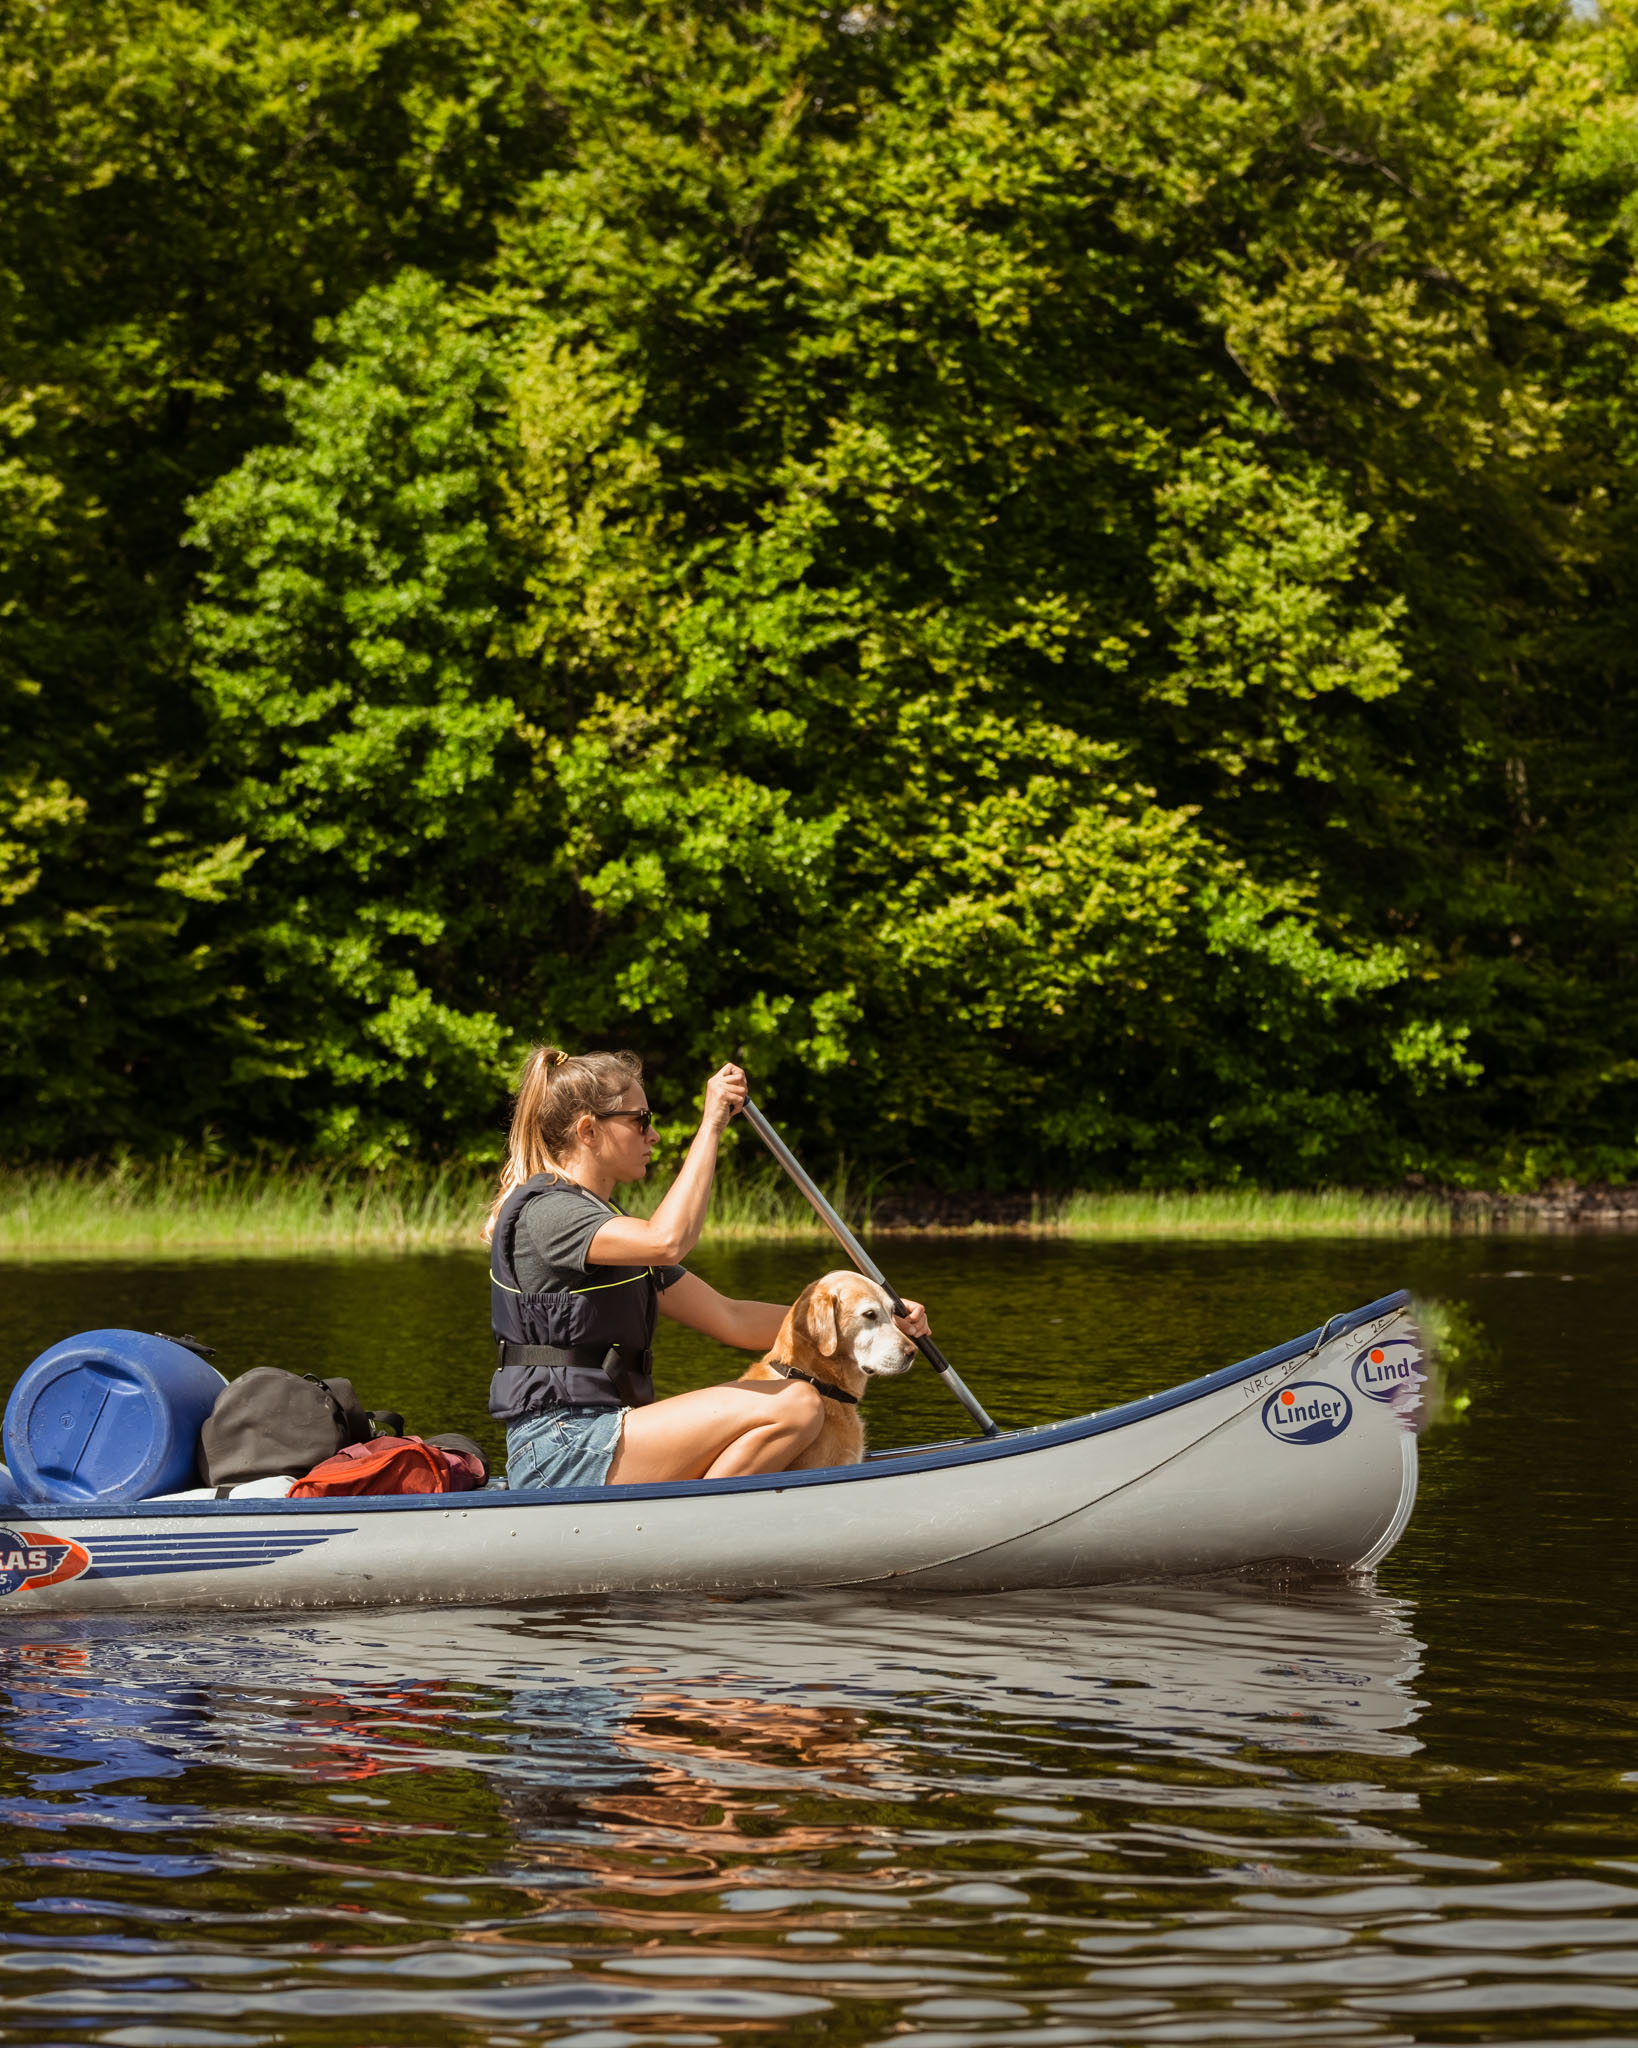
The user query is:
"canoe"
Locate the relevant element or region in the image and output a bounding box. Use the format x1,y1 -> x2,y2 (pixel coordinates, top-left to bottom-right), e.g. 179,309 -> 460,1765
0,1290 -> 1421,1616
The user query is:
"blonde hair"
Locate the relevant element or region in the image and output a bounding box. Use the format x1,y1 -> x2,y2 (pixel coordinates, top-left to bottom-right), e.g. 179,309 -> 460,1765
484,1044 -> 643,1241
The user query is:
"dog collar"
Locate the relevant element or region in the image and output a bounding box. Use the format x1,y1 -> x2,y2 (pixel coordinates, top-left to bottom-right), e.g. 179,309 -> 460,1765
774,1365 -> 859,1407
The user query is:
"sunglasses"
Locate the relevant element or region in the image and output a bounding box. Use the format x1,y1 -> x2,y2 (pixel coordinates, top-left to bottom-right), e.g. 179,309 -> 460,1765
595,1108 -> 655,1135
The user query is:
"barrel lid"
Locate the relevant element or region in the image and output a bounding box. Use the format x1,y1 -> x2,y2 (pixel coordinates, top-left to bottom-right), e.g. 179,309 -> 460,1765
3,1331 -> 226,1504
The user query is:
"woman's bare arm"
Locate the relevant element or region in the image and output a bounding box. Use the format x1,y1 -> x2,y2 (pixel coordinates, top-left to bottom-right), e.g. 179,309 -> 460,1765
657,1275 -> 931,1353
584,1066 -> 745,1266
656,1273 -> 788,1352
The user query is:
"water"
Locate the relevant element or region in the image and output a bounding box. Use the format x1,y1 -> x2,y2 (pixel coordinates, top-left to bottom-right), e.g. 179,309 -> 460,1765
0,1234 -> 1634,2046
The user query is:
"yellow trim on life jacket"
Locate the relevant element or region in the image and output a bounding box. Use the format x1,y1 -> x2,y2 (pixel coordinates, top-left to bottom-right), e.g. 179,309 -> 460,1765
569,1268 -> 656,1296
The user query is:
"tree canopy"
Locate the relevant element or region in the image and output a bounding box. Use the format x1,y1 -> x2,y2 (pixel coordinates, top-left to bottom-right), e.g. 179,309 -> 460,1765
6,0 -> 1638,1187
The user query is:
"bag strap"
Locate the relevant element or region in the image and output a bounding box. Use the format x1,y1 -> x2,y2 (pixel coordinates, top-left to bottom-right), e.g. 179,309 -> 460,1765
302,1373 -> 372,1445
155,1330 -> 217,1361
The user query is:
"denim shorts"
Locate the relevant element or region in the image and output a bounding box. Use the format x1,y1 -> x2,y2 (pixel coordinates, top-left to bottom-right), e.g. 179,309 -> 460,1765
506,1406 -> 626,1491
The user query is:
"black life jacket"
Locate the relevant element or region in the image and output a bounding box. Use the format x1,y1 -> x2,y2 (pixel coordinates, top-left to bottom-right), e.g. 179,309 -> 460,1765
489,1173 -> 665,1420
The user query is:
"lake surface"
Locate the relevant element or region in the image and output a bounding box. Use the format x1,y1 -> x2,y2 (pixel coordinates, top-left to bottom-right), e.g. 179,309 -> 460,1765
0,1234 -> 1634,2046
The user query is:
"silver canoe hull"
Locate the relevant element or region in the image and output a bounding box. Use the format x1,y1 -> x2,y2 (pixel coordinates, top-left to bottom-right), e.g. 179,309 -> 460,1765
0,1292 -> 1420,1616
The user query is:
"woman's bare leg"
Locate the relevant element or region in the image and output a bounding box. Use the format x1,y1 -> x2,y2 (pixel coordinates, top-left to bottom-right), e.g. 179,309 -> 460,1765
607,1379 -> 824,1484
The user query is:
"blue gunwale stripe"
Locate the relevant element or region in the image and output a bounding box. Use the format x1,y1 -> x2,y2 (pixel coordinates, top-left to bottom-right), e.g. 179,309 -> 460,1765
16,1292 -> 1410,1523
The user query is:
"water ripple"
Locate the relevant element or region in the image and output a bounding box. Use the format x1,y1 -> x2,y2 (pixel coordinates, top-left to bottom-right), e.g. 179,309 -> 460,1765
2,1235 -> 1636,2043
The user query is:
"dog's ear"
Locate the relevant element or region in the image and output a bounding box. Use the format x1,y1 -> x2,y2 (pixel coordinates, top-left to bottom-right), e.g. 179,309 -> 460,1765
811,1280 -> 842,1358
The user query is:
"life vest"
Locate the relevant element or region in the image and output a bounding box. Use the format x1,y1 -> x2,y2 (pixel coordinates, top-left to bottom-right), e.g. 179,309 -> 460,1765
489,1173 -> 663,1421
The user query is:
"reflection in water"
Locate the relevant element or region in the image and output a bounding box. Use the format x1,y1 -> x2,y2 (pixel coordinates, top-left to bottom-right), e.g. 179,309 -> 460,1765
0,1583 -> 1459,2043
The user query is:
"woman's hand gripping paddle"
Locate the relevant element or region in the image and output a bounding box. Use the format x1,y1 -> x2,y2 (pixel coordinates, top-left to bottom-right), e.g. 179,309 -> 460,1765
738,1093 -> 1002,1438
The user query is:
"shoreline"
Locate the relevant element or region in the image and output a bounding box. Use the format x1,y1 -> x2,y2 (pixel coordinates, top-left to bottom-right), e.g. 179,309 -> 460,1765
3,1164 -> 1637,1259
866,1182 -> 1638,1234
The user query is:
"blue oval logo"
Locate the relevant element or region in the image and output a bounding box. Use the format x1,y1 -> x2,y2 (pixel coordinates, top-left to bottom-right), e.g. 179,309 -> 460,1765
1351,1339 -> 1422,1403
1262,1382 -> 1352,1445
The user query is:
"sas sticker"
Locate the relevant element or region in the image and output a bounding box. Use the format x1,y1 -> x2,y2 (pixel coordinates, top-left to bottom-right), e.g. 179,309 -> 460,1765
0,1530 -> 91,1596
1351,1339 -> 1422,1403
1262,1382 -> 1352,1445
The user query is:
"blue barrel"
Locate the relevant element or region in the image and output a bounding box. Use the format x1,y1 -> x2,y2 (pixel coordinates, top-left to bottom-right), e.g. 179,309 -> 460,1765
3,1331 -> 226,1504
0,1464 -> 22,1509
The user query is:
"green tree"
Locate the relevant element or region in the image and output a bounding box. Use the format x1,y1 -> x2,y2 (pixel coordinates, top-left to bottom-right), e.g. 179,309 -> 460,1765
13,0 -> 1638,1187
0,0 -> 560,1150
468,0 -> 1577,1181
188,273 -> 522,1156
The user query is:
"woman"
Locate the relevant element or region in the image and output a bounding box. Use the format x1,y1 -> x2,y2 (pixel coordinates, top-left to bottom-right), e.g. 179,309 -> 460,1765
486,1047 -> 930,1490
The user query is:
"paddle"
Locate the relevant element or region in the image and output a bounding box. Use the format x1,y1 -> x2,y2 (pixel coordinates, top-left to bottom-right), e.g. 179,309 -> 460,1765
738,1093 -> 1003,1438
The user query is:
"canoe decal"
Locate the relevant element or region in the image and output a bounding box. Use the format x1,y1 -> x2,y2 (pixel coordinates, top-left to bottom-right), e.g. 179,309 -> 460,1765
81,1527 -> 355,1581
1262,1383 -> 1352,1445
1351,1340 -> 1422,1403
0,1530 -> 91,1596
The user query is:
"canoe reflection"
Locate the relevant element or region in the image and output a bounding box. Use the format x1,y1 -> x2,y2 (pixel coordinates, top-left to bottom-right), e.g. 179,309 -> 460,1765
0,1581 -> 1439,2043
0,1579 -> 1423,1803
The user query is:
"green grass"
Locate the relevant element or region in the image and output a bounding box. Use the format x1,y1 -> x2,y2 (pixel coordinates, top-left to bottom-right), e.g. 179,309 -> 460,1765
616,1164 -> 870,1239
619,1172 -> 1466,1240
0,1157 -> 495,1259
0,1157 -> 1535,1259
1045,1186 -> 1455,1238
0,1156 -> 853,1259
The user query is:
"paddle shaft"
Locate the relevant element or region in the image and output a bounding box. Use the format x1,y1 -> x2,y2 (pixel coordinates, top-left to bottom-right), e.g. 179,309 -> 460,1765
738,1096 -> 1002,1438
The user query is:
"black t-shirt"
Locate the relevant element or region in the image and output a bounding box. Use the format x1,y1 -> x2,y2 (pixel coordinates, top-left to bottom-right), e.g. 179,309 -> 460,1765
512,1177 -> 687,1298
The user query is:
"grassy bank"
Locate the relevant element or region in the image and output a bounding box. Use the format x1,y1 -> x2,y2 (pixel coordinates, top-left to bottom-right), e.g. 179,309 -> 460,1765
0,1158 -> 494,1258
0,1158 -> 1564,1259
0,1157 -> 878,1258
1050,1187 -> 1453,1237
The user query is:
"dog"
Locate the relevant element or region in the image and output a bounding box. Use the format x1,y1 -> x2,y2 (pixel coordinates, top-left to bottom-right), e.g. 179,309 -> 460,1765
740,1270 -> 917,1469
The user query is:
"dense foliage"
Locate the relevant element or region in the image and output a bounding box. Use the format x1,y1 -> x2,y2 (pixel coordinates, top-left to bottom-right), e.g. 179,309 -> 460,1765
6,0 -> 1638,1187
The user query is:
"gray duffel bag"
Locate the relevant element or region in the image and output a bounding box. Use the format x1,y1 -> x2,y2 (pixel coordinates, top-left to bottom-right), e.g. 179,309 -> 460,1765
199,1368 -> 390,1487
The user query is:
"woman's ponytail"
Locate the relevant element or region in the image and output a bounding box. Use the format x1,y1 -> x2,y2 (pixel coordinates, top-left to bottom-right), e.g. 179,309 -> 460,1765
484,1045 -> 643,1241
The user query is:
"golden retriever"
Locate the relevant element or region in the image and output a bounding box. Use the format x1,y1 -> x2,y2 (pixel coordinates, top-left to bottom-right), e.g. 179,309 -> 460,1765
740,1270 -> 916,1469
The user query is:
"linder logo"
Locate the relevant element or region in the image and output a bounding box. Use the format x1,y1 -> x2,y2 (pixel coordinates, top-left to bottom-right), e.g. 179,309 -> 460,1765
1261,1382 -> 1352,1445
1351,1339 -> 1422,1403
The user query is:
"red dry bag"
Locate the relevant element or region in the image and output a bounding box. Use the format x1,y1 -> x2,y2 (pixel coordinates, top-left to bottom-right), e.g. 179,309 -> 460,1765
288,1436 -> 452,1499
